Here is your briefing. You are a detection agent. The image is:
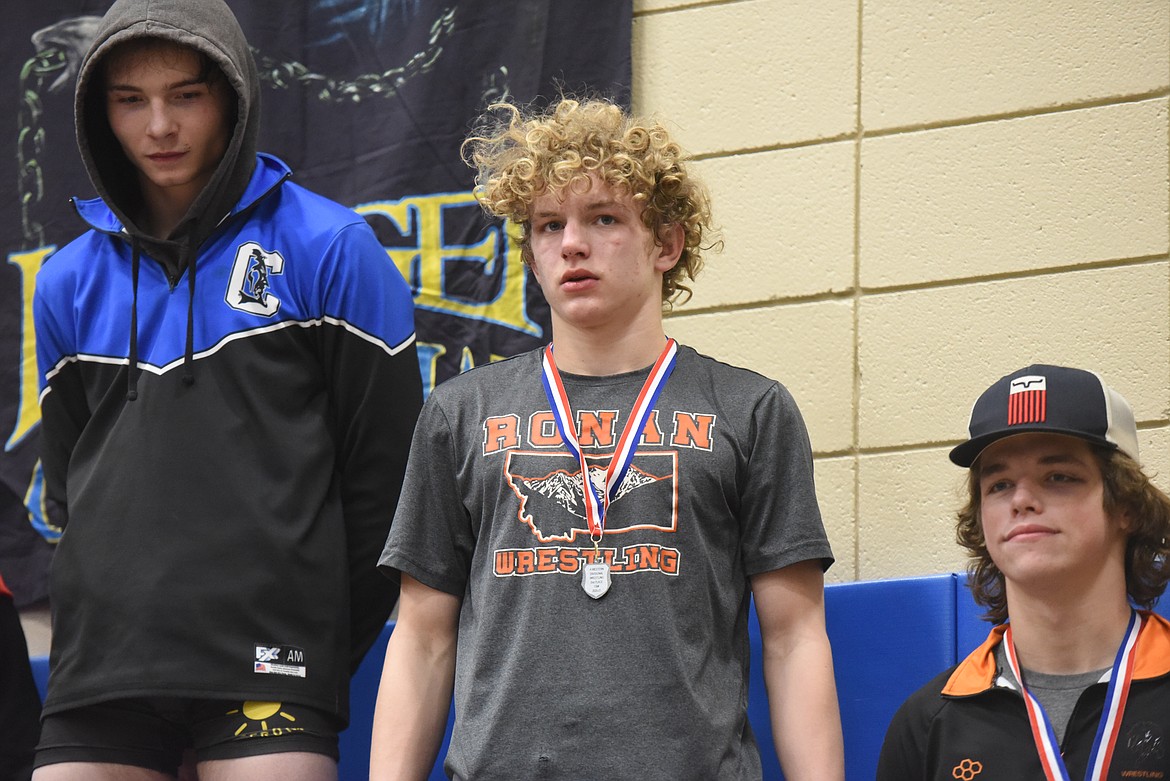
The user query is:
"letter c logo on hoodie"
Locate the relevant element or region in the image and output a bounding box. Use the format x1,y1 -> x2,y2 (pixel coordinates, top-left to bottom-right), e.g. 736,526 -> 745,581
226,241 -> 284,317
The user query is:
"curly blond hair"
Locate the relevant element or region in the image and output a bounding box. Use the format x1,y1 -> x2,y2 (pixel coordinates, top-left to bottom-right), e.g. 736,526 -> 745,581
958,446 -> 1170,624
462,98 -> 717,305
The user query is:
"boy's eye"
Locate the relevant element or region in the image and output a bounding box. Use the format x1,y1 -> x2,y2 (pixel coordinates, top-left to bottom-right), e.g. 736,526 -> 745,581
539,221 -> 562,232
983,479 -> 1010,495
597,214 -> 616,225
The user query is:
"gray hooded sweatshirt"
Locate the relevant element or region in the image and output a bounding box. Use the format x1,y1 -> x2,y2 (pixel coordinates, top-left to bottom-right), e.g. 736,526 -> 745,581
76,0 -> 260,276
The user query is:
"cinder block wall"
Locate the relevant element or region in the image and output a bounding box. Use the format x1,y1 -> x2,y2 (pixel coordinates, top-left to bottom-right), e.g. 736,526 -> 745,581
632,0 -> 1170,583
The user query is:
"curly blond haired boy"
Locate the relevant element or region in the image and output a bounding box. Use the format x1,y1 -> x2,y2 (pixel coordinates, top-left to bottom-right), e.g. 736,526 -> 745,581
373,98 -> 843,780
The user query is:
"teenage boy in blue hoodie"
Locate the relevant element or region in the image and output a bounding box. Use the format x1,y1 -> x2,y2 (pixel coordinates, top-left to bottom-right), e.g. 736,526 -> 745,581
32,1 -> 422,778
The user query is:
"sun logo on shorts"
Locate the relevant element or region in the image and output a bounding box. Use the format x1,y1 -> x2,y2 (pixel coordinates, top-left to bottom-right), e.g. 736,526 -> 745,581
227,700 -> 298,736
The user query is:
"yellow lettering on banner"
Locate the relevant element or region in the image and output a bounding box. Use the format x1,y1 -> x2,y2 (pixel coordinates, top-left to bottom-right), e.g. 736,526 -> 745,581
416,341 -> 447,398
6,246 -> 54,450
459,345 -> 476,374
417,342 -> 510,398
25,459 -> 61,541
356,192 -> 541,338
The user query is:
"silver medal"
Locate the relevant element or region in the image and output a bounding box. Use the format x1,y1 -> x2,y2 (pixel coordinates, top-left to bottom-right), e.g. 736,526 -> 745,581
581,562 -> 611,599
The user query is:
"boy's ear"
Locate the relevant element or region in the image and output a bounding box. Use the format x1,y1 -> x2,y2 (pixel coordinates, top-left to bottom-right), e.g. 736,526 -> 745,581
654,223 -> 685,273
523,245 -> 538,276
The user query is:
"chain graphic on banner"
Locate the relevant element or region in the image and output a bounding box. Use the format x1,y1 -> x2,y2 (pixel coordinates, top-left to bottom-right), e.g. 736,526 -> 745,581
252,7 -> 455,103
16,48 -> 67,249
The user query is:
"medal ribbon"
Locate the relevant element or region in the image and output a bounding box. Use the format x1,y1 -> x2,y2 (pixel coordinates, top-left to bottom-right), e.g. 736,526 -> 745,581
540,339 -> 678,541
1002,609 -> 1142,781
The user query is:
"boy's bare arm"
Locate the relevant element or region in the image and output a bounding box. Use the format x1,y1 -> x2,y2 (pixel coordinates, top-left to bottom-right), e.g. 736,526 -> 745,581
753,560 -> 844,781
370,574 -> 460,780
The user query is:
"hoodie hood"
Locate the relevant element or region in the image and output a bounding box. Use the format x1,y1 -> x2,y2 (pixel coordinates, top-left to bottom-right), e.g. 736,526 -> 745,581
75,0 -> 259,272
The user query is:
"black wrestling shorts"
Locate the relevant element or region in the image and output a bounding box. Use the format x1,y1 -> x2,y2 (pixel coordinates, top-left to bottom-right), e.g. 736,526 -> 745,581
35,696 -> 341,774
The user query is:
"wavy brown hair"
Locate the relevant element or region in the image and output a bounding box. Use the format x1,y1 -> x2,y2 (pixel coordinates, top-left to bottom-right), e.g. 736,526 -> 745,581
462,97 -> 718,306
958,445 -> 1170,624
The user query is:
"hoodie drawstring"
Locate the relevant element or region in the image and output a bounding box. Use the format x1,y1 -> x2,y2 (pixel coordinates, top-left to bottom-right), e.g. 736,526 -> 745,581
182,235 -> 196,386
126,241 -> 141,401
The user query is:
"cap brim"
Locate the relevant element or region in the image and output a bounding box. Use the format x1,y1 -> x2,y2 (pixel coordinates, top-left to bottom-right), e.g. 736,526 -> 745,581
949,427 -> 1118,468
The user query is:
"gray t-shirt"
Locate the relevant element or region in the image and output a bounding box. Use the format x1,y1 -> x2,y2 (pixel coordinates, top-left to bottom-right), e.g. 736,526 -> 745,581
380,345 -> 833,780
994,642 -> 1109,747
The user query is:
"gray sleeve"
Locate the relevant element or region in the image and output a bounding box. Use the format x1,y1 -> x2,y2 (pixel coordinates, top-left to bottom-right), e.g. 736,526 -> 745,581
738,382 -> 834,576
378,393 -> 475,597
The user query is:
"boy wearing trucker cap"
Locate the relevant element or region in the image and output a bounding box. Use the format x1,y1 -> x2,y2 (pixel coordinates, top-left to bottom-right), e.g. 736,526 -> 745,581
878,364 -> 1170,780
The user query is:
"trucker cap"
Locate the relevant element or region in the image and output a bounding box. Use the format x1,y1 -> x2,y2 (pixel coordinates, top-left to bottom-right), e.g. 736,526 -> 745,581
949,364 -> 1139,468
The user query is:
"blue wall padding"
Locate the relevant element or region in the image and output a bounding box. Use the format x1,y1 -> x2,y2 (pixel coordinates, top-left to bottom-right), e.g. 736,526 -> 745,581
38,572 -> 1145,780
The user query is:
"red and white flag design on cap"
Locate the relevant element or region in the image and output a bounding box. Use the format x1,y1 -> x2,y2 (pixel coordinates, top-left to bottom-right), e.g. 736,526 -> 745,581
1009,375 -> 1047,425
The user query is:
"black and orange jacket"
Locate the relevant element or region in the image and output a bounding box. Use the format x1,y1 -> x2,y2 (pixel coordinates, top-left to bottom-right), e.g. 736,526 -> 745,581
877,612 -> 1170,780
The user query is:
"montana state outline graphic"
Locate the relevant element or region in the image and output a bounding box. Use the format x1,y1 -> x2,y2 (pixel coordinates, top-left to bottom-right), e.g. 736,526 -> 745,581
504,450 -> 678,543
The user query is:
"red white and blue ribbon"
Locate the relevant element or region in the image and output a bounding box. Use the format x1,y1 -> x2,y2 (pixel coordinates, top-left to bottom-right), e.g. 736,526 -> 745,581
1002,609 -> 1142,781
540,339 -> 678,540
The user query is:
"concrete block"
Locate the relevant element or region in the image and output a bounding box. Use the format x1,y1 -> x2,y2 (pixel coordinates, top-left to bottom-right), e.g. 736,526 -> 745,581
634,0 -> 701,12
857,448 -> 970,579
860,99 -> 1169,288
667,299 -> 856,452
684,141 -> 855,306
815,455 -> 857,583
633,0 -> 856,153
863,0 -> 1170,130
858,263 -> 1170,450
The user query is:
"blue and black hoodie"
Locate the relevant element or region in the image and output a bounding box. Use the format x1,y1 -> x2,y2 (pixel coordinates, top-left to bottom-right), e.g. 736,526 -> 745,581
33,0 -> 422,722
